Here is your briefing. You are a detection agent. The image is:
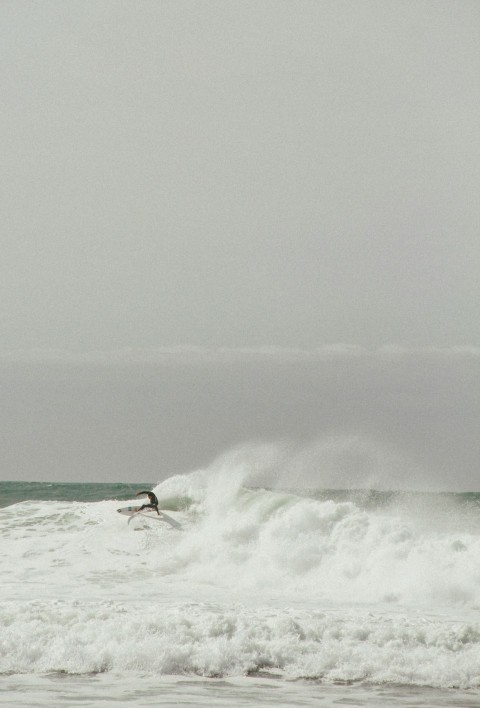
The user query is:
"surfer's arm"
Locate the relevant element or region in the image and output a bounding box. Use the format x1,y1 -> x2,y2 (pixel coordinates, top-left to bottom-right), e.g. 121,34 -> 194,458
136,491 -> 149,496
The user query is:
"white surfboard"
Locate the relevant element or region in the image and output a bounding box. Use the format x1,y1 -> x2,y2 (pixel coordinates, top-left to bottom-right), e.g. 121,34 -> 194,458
117,505 -> 143,517
117,506 -> 181,529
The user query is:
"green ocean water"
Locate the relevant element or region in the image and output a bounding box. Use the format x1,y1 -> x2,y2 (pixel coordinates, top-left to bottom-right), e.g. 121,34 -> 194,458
1,481 -> 480,516
0,481 -> 154,508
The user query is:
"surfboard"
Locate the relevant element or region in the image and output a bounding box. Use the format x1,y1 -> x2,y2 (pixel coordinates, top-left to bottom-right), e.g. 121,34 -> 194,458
117,505 -> 143,517
117,506 -> 181,529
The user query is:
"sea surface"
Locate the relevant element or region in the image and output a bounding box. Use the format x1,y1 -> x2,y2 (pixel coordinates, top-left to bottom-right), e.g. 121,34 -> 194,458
1,474 -> 480,707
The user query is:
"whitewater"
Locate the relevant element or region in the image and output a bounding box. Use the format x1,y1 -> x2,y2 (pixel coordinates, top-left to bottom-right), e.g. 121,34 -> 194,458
1,465 -> 480,706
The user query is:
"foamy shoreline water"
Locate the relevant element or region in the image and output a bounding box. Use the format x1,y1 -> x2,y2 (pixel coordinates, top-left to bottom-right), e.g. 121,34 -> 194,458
3,673 -> 480,708
1,477 -> 480,706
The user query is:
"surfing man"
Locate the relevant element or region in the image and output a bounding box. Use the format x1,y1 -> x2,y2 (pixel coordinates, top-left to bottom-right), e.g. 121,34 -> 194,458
135,490 -> 160,515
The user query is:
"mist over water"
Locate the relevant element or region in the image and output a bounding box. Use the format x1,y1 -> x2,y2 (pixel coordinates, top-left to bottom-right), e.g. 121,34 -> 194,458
1,350 -> 479,491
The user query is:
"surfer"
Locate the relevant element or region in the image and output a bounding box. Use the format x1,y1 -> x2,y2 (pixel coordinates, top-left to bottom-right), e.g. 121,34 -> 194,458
135,490 -> 160,515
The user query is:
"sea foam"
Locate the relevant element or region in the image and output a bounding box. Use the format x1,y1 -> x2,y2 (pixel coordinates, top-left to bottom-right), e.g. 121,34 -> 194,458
1,470 -> 480,689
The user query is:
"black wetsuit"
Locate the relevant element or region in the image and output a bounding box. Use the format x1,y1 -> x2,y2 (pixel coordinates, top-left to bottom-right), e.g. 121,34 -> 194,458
138,491 -> 159,514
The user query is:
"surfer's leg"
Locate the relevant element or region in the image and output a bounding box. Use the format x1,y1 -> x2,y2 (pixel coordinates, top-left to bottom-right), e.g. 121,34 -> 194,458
139,503 -> 155,512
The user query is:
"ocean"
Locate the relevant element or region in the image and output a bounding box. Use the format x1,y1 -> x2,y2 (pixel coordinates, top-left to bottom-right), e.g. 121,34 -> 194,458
1,473 -> 480,707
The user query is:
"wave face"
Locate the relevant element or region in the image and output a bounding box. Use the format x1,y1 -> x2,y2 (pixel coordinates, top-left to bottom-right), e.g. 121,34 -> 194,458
1,473 -> 480,689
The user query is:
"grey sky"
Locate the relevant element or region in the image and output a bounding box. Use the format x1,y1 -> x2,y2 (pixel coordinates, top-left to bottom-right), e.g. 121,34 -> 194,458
1,2 -> 480,487
2,0 -> 479,351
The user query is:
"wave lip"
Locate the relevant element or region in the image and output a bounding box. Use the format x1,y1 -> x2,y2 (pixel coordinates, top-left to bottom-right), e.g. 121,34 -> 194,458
152,474 -> 480,608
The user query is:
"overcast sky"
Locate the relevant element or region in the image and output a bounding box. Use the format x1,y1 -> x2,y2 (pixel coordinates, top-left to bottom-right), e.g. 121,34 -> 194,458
2,0 -> 479,351
1,2 -> 479,487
